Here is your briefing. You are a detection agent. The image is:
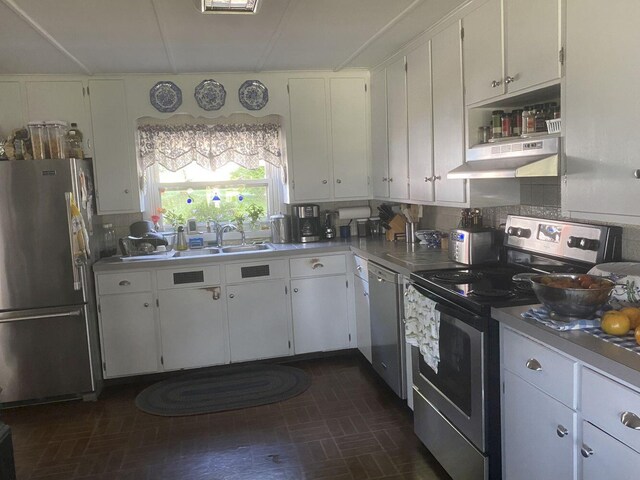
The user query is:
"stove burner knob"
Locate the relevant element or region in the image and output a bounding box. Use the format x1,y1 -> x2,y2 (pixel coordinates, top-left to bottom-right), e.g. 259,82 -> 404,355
516,228 -> 531,238
507,227 -> 517,236
579,238 -> 600,251
567,236 -> 580,248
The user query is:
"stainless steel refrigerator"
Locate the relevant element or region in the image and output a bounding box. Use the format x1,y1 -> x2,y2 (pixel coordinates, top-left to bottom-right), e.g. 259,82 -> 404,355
0,158 -> 101,405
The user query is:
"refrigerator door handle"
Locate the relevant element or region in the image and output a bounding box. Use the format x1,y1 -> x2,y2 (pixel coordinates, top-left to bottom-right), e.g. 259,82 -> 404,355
0,309 -> 83,323
65,192 -> 82,291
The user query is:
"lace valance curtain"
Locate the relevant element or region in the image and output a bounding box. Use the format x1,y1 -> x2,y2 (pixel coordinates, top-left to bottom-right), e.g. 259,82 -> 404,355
137,123 -> 282,172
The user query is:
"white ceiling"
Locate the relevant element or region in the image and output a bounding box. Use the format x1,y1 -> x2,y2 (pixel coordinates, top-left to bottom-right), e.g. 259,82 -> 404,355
0,0 -> 467,75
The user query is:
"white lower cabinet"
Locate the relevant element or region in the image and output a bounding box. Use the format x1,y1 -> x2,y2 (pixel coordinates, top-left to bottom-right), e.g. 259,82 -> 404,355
353,273 -> 371,363
581,421 -> 640,480
291,275 -> 350,354
502,369 -> 575,480
98,292 -> 159,378
157,286 -> 227,370
227,280 -> 291,362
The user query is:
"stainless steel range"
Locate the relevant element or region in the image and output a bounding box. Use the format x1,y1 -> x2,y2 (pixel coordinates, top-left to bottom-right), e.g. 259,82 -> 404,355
407,215 -> 622,480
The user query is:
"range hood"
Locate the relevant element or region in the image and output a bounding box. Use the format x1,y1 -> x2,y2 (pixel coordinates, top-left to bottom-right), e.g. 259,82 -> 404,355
448,135 -> 560,179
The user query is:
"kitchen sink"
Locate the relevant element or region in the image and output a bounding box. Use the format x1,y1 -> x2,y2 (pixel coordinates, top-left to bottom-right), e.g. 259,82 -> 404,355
173,248 -> 221,257
220,244 -> 273,254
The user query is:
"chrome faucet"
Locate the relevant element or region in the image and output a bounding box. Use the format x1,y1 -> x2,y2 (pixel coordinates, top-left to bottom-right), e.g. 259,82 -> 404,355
216,223 -> 237,247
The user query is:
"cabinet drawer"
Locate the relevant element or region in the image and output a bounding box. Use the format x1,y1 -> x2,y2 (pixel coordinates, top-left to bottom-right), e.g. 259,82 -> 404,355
582,421 -> 640,479
225,259 -> 287,284
96,271 -> 152,295
156,265 -> 220,289
502,327 -> 576,407
582,367 -> 640,453
353,255 -> 368,280
290,254 -> 346,278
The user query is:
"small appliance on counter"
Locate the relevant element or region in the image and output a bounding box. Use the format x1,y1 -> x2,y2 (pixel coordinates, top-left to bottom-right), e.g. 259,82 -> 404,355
270,214 -> 292,243
449,227 -> 498,265
323,211 -> 336,239
292,204 -> 321,243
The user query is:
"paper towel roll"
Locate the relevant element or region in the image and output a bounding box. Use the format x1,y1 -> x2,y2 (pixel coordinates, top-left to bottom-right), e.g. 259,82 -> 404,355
338,206 -> 371,220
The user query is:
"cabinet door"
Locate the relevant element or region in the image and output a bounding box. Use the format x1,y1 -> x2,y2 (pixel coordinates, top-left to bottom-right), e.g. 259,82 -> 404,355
582,421 -> 640,480
0,82 -> 25,137
406,42 -> 434,203
370,69 -> 390,198
502,370 -> 575,480
386,56 -> 409,200
564,0 -> 640,220
157,287 -> 227,370
89,79 -> 141,214
354,275 -> 371,363
227,280 -> 291,362
288,78 -> 331,201
24,80 -> 91,155
462,0 -> 504,105
504,0 -> 561,93
99,293 -> 159,378
431,21 -> 466,204
330,78 -> 369,199
291,275 -> 349,354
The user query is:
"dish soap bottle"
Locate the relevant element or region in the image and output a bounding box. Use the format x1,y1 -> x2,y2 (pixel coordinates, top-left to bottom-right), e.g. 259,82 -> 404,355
66,123 -> 84,159
176,225 -> 188,251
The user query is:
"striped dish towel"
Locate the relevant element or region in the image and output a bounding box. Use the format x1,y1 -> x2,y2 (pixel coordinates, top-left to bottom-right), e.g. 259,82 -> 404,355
521,306 -> 609,331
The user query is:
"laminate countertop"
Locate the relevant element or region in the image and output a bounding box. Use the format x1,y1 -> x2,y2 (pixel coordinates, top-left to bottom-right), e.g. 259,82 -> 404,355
493,305 -> 640,391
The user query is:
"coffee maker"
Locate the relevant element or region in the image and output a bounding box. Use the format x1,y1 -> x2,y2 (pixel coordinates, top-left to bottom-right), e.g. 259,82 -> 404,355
292,204 -> 321,242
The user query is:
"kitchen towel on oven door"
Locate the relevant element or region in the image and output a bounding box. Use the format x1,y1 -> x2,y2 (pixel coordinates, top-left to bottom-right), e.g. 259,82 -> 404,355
404,285 -> 441,373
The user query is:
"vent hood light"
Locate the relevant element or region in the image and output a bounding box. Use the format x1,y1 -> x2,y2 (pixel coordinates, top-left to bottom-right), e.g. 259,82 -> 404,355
194,0 -> 260,14
448,135 -> 560,180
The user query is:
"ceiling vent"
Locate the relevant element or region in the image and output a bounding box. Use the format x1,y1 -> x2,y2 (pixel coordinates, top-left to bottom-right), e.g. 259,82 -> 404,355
193,0 -> 261,14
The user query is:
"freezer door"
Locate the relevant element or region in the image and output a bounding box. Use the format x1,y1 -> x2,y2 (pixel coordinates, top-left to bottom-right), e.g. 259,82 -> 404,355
0,159 -> 84,310
0,306 -> 94,404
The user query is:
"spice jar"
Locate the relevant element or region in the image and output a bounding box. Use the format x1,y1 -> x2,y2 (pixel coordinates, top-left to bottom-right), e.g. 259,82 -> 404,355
512,109 -> 523,136
491,110 -> 504,139
477,126 -> 491,144
501,111 -> 512,138
534,104 -> 547,132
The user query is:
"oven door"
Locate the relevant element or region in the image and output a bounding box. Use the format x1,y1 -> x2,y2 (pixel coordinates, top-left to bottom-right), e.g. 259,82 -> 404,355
410,285 -> 486,451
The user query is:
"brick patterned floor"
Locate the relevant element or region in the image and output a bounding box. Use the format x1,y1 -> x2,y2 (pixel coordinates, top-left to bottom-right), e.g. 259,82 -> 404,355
1,354 -> 451,480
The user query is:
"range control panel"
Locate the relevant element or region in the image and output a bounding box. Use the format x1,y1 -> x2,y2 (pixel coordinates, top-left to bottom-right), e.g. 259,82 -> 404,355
504,215 -> 622,264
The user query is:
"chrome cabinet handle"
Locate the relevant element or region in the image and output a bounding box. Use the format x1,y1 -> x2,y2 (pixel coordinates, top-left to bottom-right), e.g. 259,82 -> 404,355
311,263 -> 324,270
504,75 -> 515,84
293,288 -> 299,293
336,179 -> 342,184
433,175 -> 441,181
634,169 -> 640,179
356,265 -> 362,272
119,280 -> 131,286
424,176 -> 432,182
322,180 -> 328,184
620,411 -> 640,430
491,80 -> 502,88
388,177 -> 393,182
525,358 -> 542,371
377,277 -> 383,282
363,292 -> 368,297
144,303 -> 149,307
581,444 -> 594,458
382,177 -> 388,182
556,425 -> 569,438
229,294 -> 235,299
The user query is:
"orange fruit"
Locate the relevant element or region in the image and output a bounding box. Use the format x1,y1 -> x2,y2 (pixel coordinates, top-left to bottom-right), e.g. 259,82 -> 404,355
601,311 -> 631,336
620,307 -> 640,329
636,326 -> 640,346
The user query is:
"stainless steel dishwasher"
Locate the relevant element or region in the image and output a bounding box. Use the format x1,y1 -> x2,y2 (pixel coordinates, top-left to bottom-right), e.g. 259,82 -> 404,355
368,262 -> 405,398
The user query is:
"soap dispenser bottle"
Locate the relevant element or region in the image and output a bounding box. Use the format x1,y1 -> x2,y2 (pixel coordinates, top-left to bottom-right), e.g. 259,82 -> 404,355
176,225 -> 188,251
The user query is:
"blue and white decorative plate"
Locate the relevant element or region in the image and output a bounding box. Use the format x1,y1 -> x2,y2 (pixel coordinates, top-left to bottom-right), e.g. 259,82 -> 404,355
194,79 -> 226,111
149,81 -> 182,113
238,80 -> 268,110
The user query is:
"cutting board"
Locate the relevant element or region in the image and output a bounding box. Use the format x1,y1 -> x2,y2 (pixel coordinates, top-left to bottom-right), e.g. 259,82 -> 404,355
386,214 -> 407,241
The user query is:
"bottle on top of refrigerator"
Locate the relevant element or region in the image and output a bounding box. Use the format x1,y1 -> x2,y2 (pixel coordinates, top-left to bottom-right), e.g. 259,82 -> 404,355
66,123 -> 84,159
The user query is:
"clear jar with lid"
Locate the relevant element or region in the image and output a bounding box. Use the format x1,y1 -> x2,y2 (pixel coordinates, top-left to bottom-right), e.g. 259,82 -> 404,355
511,109 -> 523,136
45,121 -> 67,159
501,111 -> 512,137
477,126 -> 491,144
491,110 -> 504,139
534,104 -> 547,132
100,223 -> 117,258
28,122 -> 47,160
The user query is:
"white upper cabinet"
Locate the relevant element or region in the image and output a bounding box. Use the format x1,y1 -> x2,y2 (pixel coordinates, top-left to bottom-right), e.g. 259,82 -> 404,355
431,21 -> 466,205
370,69 -> 390,199
0,82 -> 25,138
288,78 -> 332,202
462,0 -> 504,105
386,56 -> 409,200
406,42 -> 435,203
463,0 -> 562,106
330,78 -> 369,199
89,79 -> 142,214
563,0 -> 640,223
24,80 -> 91,156
287,76 -> 369,203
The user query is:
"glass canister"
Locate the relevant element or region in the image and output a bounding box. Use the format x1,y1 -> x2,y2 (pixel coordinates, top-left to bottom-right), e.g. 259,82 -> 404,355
491,110 -> 504,139
28,122 -> 47,160
45,121 -> 68,159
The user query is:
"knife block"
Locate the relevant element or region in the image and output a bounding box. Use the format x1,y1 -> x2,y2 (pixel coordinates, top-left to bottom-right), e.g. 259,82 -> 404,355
385,214 -> 407,241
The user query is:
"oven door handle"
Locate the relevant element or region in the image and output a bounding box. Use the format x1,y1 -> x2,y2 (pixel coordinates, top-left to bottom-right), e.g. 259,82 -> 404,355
408,281 -> 485,326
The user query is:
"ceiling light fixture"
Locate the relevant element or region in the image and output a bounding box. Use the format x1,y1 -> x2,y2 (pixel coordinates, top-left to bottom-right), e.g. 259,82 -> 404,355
194,0 -> 260,14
